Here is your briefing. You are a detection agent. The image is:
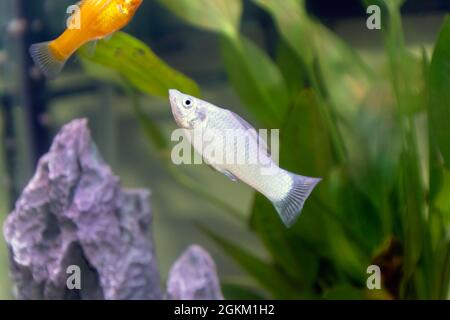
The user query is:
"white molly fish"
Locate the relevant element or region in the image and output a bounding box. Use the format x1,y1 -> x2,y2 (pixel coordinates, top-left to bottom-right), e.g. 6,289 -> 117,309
168,89 -> 321,227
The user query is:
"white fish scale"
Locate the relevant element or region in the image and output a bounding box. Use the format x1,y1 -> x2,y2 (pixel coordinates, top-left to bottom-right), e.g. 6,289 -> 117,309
196,106 -> 293,201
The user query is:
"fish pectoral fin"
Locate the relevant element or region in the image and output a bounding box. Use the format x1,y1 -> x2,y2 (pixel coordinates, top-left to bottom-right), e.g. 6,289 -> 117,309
103,33 -> 114,42
205,163 -> 238,182
222,170 -> 238,182
84,40 -> 98,56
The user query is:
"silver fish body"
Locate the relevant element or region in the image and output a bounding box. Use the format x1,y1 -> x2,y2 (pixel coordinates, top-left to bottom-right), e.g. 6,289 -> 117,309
169,89 -> 321,227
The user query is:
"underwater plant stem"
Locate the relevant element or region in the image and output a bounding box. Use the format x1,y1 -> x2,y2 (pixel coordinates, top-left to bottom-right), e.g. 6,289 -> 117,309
439,243 -> 450,299
380,190 -> 393,238
310,197 -> 372,254
305,64 -> 347,165
380,2 -> 433,298
11,0 -> 50,165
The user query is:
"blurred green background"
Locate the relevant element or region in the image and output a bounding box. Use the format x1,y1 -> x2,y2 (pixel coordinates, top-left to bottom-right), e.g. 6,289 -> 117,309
1,0 -> 450,300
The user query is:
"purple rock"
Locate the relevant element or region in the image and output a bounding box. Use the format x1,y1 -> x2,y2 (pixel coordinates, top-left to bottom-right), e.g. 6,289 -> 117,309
3,119 -> 162,300
167,245 -> 224,300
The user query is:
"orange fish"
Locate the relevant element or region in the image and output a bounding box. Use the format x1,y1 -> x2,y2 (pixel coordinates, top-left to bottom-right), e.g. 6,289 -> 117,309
30,0 -> 143,79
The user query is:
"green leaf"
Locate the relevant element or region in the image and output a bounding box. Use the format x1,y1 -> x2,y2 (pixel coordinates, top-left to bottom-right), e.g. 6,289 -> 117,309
253,0 -> 374,120
280,90 -> 333,176
436,236 -> 450,299
158,0 -> 242,36
252,0 -> 313,63
313,25 -> 374,118
275,40 -> 308,98
79,32 -> 200,98
159,0 -> 289,128
434,169 -> 450,226
342,101 -> 402,237
429,17 -> 450,168
199,225 -> 303,299
220,35 -> 290,128
250,194 -> 321,288
374,1 -> 427,116
398,131 -> 426,298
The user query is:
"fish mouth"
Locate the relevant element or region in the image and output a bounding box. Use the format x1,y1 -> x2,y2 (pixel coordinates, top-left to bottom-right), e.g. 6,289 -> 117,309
168,89 -> 185,128
168,89 -> 180,110
169,89 -> 180,100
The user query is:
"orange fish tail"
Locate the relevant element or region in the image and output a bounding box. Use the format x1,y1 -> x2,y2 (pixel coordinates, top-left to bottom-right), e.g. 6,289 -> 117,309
29,29 -> 89,79
29,40 -> 67,79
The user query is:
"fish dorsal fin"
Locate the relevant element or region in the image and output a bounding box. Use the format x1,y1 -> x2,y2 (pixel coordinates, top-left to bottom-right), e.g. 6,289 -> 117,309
76,0 -> 86,7
228,110 -> 270,155
228,110 -> 254,131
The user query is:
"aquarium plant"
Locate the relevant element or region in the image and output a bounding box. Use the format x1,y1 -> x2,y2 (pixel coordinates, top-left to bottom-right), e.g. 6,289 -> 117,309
77,0 -> 450,300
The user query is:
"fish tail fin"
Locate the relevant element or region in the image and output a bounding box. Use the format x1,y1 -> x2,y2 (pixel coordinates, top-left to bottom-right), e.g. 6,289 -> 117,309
272,173 -> 321,228
29,41 -> 66,79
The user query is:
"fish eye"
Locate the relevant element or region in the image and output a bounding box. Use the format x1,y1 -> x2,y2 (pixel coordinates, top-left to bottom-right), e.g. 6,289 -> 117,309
183,98 -> 193,109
